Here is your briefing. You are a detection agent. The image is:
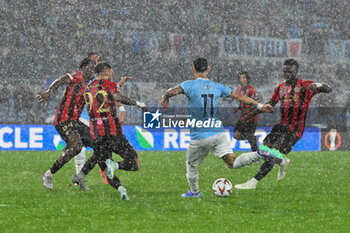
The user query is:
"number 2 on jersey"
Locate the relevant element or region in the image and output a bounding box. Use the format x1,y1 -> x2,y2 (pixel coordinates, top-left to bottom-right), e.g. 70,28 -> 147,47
201,94 -> 214,117
84,90 -> 111,113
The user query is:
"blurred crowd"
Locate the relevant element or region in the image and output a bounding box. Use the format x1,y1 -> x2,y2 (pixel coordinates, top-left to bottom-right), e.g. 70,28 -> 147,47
0,0 -> 349,126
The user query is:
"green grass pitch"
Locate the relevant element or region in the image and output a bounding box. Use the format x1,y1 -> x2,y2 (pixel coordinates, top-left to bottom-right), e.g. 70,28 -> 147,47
0,151 -> 349,232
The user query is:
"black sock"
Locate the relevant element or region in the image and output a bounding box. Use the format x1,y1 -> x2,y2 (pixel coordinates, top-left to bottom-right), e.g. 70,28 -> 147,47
81,153 -> 98,176
248,136 -> 258,151
107,176 -> 121,190
254,158 -> 275,181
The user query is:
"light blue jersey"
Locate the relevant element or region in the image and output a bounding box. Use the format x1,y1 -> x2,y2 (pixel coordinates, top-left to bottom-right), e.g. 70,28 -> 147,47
180,78 -> 232,140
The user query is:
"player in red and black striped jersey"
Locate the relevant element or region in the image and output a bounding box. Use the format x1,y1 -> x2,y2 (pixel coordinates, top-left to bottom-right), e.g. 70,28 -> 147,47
37,58 -> 96,190
232,71 -> 259,151
233,59 -> 332,189
74,62 -> 147,200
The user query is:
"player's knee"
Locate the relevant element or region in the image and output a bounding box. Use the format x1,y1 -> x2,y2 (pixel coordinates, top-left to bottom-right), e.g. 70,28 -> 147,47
223,153 -> 236,169
233,131 -> 244,140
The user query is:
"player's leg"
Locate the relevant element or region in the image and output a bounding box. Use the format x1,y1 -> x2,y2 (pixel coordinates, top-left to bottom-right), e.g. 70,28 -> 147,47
42,124 -> 83,189
106,134 -> 140,178
182,139 -> 208,197
76,121 -> 108,184
246,122 -> 259,152
234,126 -> 295,189
233,121 -> 246,140
74,147 -> 86,174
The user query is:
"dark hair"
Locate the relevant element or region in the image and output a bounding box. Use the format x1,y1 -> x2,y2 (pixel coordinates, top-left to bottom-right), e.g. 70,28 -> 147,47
95,62 -> 111,75
237,71 -> 250,84
284,59 -> 299,68
87,52 -> 98,57
193,57 -> 208,73
79,58 -> 96,69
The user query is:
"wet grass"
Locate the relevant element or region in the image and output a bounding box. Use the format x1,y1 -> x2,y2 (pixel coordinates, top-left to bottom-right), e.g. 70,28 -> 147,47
0,151 -> 349,232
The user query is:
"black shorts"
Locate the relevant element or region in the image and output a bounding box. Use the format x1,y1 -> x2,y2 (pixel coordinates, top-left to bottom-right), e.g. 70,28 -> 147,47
234,121 -> 257,139
94,134 -> 138,162
55,120 -> 94,148
263,124 -> 300,154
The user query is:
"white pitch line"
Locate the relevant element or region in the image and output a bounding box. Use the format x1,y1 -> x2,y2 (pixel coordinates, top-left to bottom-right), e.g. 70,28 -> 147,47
0,204 -> 10,207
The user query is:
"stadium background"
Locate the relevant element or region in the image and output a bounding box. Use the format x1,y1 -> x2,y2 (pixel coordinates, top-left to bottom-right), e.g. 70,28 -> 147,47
0,0 -> 349,149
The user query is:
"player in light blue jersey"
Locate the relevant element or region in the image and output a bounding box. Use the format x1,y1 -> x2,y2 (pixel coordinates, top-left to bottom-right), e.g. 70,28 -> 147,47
161,57 -> 273,197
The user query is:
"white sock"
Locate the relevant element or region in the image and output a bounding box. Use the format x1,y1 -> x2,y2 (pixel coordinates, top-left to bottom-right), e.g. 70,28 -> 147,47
44,170 -> 53,176
232,151 -> 260,169
186,163 -> 199,193
75,147 -> 86,174
329,129 -> 337,149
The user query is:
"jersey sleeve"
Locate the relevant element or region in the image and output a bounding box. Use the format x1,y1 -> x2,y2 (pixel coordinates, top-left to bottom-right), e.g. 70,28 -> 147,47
66,71 -> 82,84
220,84 -> 232,97
108,81 -> 121,94
180,80 -> 192,96
303,80 -> 317,96
270,84 -> 281,102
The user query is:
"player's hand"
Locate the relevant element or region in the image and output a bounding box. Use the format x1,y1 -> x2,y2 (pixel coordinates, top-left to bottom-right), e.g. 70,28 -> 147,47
118,76 -> 132,87
161,98 -> 169,110
262,104 -> 274,113
322,84 -> 332,93
119,111 -> 126,124
36,92 -> 50,106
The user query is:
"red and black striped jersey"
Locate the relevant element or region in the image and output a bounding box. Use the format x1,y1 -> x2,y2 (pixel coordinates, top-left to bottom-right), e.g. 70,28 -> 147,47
270,78 -> 317,138
237,85 -> 258,123
54,71 -> 86,125
85,79 -> 122,140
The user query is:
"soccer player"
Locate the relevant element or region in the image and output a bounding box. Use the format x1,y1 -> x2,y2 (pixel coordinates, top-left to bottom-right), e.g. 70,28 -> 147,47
74,52 -> 129,185
161,57 -> 273,197
234,58 -> 332,189
73,62 -> 147,200
74,52 -> 101,177
232,71 -> 259,152
37,58 -> 96,190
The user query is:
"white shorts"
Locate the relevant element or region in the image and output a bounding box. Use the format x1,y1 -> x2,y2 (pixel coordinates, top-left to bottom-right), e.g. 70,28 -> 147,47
186,133 -> 233,167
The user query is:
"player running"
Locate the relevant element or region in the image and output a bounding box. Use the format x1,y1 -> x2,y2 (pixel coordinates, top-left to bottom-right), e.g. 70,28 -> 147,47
161,57 -> 273,197
234,58 -> 332,189
232,71 -> 259,152
73,62 -> 147,200
37,58 -> 96,190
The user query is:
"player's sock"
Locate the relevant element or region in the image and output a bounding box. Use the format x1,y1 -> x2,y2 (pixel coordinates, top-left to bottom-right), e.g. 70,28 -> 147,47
254,158 -> 275,181
186,163 -> 199,194
81,153 -> 98,176
232,151 -> 260,169
74,147 -> 86,174
107,176 -> 121,190
248,135 -> 258,151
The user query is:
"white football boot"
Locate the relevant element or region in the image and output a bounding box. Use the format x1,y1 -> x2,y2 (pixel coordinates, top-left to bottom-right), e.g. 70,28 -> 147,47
277,158 -> 290,181
234,178 -> 258,190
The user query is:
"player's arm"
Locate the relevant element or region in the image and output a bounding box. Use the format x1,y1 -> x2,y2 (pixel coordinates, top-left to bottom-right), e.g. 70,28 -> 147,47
36,75 -> 70,106
161,86 -> 185,110
309,83 -> 332,94
230,91 -> 273,113
116,102 -> 126,124
113,92 -> 147,111
241,99 -> 278,121
117,76 -> 133,88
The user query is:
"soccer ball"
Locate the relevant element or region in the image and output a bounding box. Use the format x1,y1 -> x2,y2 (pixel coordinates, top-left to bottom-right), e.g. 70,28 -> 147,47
212,178 -> 233,197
